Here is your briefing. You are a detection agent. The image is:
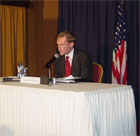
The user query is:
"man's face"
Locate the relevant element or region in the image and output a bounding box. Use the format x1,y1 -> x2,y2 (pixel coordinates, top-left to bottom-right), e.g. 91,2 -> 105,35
57,36 -> 74,56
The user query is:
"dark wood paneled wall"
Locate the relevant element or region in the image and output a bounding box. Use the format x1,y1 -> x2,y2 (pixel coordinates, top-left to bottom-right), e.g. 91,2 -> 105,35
27,0 -> 58,77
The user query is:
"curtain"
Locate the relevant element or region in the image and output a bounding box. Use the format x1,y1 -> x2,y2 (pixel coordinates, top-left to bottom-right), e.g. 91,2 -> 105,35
58,1 -> 140,122
125,1 -> 140,123
0,5 -> 26,77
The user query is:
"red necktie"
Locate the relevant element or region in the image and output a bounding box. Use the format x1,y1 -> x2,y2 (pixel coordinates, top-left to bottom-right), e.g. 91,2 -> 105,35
65,56 -> 71,77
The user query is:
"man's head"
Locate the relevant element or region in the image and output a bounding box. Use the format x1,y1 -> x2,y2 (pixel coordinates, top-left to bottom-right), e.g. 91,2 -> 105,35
56,31 -> 76,56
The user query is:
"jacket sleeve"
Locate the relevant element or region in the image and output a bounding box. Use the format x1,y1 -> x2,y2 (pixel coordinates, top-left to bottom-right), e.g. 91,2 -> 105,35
79,52 -> 93,82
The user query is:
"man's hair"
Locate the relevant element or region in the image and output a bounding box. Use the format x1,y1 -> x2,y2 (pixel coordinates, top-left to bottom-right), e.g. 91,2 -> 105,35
57,31 -> 76,43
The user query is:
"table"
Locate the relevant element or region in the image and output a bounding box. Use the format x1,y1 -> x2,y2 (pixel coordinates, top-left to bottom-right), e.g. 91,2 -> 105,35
0,78 -> 136,136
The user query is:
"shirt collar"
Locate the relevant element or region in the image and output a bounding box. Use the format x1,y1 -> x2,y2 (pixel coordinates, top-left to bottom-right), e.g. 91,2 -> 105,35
65,48 -> 74,60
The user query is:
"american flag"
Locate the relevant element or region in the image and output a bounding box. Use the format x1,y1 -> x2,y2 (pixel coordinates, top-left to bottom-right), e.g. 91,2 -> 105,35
112,1 -> 127,84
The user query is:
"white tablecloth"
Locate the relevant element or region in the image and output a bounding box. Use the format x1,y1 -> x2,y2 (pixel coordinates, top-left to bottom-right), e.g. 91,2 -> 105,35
0,80 -> 136,136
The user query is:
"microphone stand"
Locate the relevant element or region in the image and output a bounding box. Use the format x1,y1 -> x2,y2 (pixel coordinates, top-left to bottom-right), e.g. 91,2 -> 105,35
48,67 -> 51,81
48,66 -> 52,86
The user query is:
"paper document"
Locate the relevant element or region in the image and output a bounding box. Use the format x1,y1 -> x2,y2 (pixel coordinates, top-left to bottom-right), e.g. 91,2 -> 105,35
56,75 -> 82,83
3,77 -> 20,82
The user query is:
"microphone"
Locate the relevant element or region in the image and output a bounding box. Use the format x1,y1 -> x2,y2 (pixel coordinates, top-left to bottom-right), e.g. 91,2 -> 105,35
45,54 -> 59,68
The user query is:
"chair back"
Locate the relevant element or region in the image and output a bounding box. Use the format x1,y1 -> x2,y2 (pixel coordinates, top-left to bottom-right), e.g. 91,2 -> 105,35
92,62 -> 103,83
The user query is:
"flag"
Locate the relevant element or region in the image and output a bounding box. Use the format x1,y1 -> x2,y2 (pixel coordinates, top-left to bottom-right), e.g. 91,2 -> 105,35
112,1 -> 127,84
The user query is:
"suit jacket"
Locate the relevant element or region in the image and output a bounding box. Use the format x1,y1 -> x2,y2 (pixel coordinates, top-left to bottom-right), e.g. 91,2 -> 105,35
55,48 -> 93,82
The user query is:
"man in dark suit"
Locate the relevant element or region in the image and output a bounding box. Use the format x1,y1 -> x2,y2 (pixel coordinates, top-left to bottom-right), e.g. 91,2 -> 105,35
55,31 -> 93,82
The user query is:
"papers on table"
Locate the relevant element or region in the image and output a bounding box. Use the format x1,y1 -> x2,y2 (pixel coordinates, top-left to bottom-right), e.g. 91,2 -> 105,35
56,75 -> 82,83
3,77 -> 20,82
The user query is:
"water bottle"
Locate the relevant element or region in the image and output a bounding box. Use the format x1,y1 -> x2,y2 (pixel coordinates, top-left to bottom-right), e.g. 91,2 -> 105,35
24,68 -> 28,76
17,62 -> 24,79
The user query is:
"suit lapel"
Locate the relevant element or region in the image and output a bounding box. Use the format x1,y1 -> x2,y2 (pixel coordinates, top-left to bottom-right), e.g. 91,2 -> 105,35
59,56 -> 65,77
71,48 -> 79,75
